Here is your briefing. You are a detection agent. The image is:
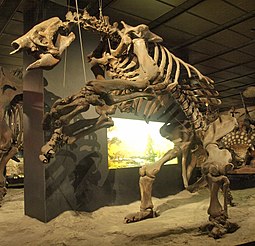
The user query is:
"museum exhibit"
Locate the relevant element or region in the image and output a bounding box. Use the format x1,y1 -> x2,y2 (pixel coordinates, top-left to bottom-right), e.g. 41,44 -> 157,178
0,0 -> 255,245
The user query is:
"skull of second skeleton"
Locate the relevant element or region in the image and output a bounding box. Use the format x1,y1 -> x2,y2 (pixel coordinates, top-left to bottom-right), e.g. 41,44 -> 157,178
11,17 -> 75,71
0,67 -> 22,119
230,144 -> 250,166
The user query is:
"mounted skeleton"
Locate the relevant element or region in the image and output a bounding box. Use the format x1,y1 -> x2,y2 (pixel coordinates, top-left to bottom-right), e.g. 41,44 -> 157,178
11,10 -> 239,238
221,103 -> 255,170
0,67 -> 23,205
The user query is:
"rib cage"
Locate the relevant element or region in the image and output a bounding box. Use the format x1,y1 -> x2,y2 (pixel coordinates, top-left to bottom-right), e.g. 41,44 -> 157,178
79,12 -> 221,137
104,42 -> 221,136
5,103 -> 23,150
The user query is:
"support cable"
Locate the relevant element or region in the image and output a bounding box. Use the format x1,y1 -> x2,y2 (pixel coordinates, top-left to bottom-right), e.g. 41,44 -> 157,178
75,0 -> 87,84
98,0 -> 112,51
62,0 -> 70,88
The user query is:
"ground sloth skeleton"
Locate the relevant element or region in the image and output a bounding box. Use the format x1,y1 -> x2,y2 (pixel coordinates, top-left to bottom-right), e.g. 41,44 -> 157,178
11,10 -> 239,238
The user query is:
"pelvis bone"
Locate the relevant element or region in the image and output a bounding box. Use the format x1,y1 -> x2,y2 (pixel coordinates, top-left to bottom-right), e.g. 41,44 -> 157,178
11,17 -> 75,70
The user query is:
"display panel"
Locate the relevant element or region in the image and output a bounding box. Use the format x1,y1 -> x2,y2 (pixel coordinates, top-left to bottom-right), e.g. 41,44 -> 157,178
107,118 -> 177,169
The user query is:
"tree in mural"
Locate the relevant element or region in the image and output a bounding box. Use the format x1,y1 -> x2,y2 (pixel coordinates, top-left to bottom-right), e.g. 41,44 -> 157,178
145,135 -> 156,163
108,137 -> 122,160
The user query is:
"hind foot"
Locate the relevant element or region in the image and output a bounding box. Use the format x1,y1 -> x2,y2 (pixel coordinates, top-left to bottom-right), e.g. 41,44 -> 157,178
124,209 -> 158,223
200,216 -> 239,239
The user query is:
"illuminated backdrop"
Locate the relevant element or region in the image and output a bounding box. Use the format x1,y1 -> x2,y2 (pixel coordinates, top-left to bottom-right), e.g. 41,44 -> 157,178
107,118 -> 177,169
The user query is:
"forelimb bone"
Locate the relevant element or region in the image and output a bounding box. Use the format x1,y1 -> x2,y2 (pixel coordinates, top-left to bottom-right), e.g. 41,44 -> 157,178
41,113 -> 114,163
65,116 -> 114,145
0,118 -> 18,204
87,78 -> 150,94
0,146 -> 18,205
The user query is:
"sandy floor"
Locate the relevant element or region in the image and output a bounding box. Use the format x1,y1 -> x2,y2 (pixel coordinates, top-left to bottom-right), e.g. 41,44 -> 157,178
0,187 -> 255,246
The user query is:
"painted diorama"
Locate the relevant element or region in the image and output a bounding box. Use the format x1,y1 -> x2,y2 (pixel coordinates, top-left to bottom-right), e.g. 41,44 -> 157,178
0,2 -> 254,242
107,118 -> 177,169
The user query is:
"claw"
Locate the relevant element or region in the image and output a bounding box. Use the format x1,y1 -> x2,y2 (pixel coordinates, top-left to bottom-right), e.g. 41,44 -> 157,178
39,154 -> 49,164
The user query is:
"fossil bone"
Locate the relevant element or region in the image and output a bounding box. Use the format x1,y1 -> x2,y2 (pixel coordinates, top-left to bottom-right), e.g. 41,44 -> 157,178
0,67 -> 23,205
11,10 -> 241,238
11,17 -> 75,70
220,111 -> 255,168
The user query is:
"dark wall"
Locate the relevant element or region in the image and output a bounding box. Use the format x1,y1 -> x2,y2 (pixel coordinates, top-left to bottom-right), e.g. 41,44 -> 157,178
24,2 -> 184,222
23,3 -> 47,222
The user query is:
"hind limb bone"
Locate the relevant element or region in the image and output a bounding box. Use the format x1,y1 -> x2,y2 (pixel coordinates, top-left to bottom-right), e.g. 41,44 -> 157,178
124,146 -> 180,223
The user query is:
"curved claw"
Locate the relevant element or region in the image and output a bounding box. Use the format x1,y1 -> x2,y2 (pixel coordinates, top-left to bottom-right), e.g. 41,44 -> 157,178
39,154 -> 49,164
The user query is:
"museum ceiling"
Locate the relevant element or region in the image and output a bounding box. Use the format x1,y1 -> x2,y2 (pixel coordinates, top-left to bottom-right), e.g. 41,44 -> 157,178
0,0 -> 254,111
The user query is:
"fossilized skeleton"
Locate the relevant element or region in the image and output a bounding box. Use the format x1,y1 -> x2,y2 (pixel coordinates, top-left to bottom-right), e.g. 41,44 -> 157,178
220,126 -> 255,168
0,67 -> 23,205
221,105 -> 255,170
11,10 -> 240,238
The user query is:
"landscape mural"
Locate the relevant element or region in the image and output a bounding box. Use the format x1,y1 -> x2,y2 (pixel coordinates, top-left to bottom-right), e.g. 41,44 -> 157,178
107,118 -> 177,169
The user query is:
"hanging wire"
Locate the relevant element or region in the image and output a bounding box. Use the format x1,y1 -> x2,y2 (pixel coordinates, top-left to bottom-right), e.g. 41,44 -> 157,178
62,0 -> 71,88
98,0 -> 112,51
98,0 -> 104,41
75,0 -> 87,84
99,0 -> 103,20
63,47 -> 68,88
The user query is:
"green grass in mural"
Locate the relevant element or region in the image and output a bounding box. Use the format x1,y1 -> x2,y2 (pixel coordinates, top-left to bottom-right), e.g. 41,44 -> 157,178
107,118 -> 177,169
